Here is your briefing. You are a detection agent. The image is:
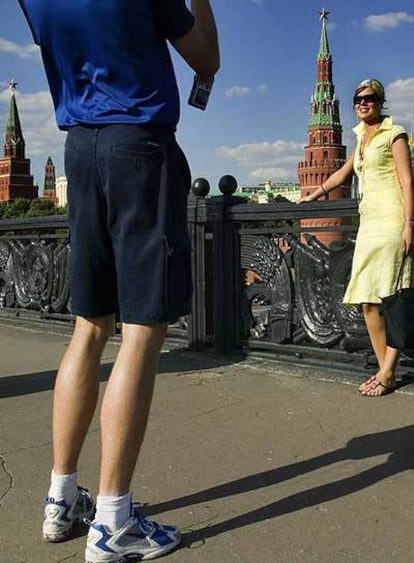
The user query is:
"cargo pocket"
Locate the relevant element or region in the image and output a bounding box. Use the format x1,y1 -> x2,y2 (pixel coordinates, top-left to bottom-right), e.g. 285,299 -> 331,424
163,236 -> 192,317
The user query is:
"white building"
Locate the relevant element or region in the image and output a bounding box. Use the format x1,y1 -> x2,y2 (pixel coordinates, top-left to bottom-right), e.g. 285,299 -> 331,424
55,175 -> 68,207
238,179 -> 301,203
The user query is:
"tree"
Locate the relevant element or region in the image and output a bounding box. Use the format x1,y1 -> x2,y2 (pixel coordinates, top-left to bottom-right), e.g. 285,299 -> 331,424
3,198 -> 31,219
26,198 -> 57,218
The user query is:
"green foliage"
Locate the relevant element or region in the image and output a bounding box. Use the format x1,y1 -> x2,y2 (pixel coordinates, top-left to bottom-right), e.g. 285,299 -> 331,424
25,198 -> 56,218
3,197 -> 31,218
55,203 -> 68,215
0,198 -> 67,220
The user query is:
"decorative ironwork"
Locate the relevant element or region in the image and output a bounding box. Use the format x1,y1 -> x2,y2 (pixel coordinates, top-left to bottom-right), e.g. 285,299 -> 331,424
0,240 -> 15,308
241,235 -> 294,343
0,222 -> 70,313
240,232 -> 367,350
290,233 -> 343,347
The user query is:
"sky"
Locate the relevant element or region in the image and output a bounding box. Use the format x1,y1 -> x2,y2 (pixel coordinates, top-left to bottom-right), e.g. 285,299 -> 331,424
1,0 -> 414,194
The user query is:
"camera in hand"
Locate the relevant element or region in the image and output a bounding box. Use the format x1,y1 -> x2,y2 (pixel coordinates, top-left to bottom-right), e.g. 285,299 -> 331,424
188,74 -> 214,110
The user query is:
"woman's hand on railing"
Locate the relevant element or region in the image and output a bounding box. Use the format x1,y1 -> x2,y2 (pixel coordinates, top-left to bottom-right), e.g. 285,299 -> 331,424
296,194 -> 315,204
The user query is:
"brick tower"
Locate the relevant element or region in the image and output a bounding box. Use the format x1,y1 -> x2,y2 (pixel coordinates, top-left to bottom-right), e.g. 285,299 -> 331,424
297,9 -> 351,245
43,155 -> 58,204
0,80 -> 38,202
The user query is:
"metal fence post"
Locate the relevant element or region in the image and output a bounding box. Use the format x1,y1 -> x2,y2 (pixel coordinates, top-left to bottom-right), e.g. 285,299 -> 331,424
187,176 -> 246,354
211,176 -> 246,354
187,178 -> 211,350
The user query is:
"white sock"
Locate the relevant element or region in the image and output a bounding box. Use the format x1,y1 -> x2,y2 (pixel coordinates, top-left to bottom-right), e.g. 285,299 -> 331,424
48,470 -> 78,505
95,493 -> 132,532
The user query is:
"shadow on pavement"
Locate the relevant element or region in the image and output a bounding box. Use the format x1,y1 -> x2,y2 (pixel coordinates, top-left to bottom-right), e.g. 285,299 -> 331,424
144,425 -> 414,547
0,348 -> 242,399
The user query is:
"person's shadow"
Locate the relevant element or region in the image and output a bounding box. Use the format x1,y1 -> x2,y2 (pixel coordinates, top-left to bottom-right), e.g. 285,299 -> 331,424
143,425 -> 414,548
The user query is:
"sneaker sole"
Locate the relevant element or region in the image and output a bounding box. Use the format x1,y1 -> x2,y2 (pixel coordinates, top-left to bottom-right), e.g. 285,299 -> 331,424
43,508 -> 95,543
43,525 -> 74,543
85,534 -> 180,562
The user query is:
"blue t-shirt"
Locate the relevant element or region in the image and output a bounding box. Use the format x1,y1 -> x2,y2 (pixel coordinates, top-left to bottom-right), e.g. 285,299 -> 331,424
19,0 -> 194,130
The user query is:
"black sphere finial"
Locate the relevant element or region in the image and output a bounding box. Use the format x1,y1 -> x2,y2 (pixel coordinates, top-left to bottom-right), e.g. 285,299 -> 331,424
218,175 -> 238,195
192,177 -> 210,197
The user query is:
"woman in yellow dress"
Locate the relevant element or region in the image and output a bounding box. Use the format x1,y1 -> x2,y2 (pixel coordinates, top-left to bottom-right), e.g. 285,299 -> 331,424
299,79 -> 414,396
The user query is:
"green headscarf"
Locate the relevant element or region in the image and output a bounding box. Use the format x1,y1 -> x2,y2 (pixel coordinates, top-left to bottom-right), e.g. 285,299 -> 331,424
354,78 -> 386,102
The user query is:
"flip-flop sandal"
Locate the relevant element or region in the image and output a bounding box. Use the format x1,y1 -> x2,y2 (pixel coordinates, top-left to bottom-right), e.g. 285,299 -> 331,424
361,380 -> 396,397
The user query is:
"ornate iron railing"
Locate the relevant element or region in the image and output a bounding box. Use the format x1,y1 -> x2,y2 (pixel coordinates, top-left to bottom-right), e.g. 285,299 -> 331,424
0,216 -> 70,316
186,176 -> 374,366
0,177 -> 375,366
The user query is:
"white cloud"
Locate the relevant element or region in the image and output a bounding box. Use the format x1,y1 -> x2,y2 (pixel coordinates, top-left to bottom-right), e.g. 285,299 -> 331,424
215,140 -> 303,181
250,167 -> 294,180
364,12 -> 414,31
225,84 -> 268,98
386,77 -> 414,127
0,37 -> 40,60
225,86 -> 251,98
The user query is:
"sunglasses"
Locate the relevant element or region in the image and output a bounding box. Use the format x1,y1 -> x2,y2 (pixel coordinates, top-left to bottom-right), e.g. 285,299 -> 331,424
353,94 -> 379,105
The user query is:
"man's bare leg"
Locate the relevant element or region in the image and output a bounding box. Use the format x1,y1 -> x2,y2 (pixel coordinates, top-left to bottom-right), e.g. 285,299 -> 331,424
53,315 -> 114,474
99,323 -> 167,496
43,315 -> 114,542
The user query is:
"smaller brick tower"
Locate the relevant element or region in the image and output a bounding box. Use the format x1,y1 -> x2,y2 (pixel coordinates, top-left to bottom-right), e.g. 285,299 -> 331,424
0,80 -> 38,201
297,9 -> 351,245
43,155 -> 58,204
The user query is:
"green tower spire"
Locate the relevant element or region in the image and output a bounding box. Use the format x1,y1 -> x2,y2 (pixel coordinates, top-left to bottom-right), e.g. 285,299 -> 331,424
4,80 -> 25,152
317,8 -> 330,61
309,9 -> 341,129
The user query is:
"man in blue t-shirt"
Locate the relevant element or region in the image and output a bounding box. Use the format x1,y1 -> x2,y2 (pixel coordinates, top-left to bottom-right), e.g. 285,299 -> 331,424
18,1 -> 219,560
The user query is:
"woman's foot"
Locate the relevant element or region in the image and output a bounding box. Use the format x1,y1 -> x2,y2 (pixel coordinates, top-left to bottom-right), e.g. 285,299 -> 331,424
358,375 -> 377,393
359,372 -> 396,397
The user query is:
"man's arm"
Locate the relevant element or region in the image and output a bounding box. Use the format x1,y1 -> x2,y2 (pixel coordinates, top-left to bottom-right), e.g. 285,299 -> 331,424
172,0 -> 220,79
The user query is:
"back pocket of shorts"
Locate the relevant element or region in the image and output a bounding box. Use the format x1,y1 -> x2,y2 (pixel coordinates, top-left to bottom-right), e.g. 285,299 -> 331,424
110,142 -> 164,230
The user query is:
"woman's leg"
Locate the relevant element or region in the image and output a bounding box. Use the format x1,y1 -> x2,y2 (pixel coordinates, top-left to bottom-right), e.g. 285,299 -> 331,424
360,303 -> 398,396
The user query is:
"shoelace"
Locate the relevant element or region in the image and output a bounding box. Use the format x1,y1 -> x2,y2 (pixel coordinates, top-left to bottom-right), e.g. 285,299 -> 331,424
84,501 -> 157,530
131,504 -> 156,531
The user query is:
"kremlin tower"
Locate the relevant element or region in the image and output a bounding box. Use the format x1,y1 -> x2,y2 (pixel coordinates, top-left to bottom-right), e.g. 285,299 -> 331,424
0,80 -> 38,201
43,155 -> 58,204
298,9 -> 351,245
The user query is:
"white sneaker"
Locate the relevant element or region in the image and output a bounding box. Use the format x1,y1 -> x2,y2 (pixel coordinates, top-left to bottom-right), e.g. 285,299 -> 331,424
85,503 -> 180,562
43,486 -> 95,543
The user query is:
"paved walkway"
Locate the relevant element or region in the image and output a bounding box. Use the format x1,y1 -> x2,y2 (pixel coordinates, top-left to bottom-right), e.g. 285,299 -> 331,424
1,322 -> 414,563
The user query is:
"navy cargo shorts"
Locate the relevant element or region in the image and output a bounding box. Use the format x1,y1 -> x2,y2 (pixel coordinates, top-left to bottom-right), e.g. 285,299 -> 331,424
64,124 -> 192,324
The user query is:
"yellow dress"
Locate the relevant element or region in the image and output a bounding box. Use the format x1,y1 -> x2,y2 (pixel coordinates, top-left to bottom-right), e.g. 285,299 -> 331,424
343,116 -> 411,304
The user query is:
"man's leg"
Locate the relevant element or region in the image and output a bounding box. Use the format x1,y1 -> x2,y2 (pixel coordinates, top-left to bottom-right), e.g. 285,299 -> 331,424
85,323 -> 181,562
43,315 -> 113,543
53,315 -> 114,474
99,322 -> 167,495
